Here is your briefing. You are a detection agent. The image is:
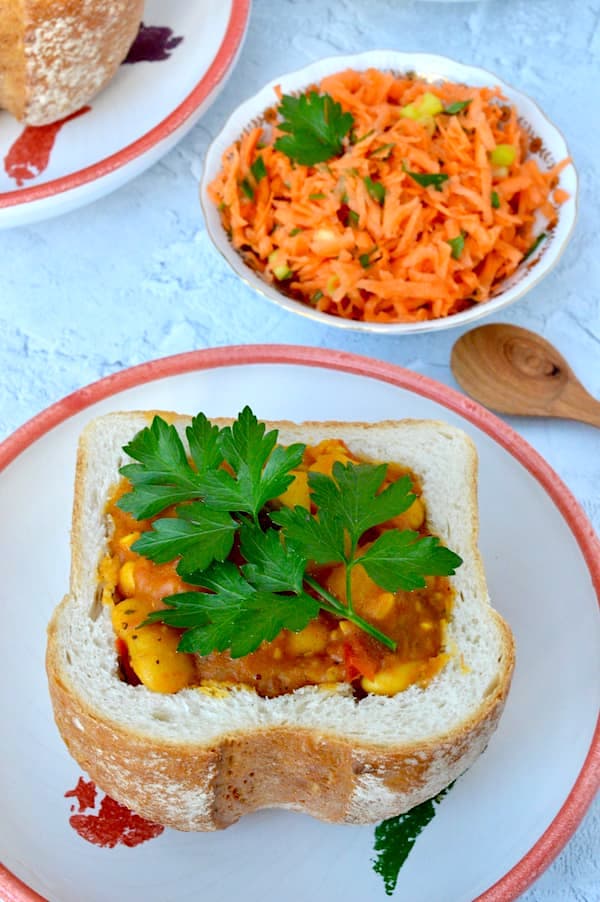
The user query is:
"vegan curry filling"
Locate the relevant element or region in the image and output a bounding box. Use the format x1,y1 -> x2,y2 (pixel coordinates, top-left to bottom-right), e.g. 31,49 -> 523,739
99,439 -> 454,699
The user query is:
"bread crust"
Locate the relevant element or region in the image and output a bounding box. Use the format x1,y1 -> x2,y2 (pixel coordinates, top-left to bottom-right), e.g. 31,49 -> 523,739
46,413 -> 515,831
0,0 -> 144,125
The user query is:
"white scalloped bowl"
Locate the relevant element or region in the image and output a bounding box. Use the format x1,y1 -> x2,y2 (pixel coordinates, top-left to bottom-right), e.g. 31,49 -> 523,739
200,51 -> 578,335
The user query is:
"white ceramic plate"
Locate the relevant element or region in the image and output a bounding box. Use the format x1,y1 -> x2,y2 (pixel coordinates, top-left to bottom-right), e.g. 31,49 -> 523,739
0,0 -> 250,229
200,50 -> 578,334
0,346 -> 598,902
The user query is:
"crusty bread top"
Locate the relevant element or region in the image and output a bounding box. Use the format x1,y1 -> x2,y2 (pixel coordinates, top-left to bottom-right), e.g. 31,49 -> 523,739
56,412 -> 512,749
0,1 -> 25,119
0,0 -> 144,125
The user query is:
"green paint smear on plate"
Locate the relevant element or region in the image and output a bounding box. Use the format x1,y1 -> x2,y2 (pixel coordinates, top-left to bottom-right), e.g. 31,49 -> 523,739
372,783 -> 454,896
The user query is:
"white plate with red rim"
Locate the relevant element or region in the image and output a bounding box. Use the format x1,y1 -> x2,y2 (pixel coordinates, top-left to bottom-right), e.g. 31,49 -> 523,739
0,345 -> 598,902
200,50 -> 578,334
0,0 -> 251,229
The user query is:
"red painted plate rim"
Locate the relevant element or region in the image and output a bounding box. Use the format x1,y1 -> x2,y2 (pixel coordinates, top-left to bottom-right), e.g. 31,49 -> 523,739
0,0 -> 251,211
0,344 -> 598,902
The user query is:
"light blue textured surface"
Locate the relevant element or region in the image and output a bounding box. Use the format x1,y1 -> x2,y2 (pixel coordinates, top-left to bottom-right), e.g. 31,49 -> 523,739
0,1 -> 598,899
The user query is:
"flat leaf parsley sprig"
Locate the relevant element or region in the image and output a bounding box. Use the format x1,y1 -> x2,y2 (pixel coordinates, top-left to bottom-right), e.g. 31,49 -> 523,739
273,91 -> 354,165
117,408 -> 462,659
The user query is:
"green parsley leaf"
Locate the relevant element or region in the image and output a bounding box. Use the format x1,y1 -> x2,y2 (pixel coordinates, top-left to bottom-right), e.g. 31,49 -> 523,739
143,592 -> 212,629
186,413 -> 223,474
444,100 -> 472,115
274,91 -> 354,166
447,233 -> 466,260
403,164 -> 449,192
131,503 -> 237,577
491,190 -> 500,209
117,416 -> 205,519
116,483 -> 197,520
229,591 -> 319,657
359,531 -> 463,591
347,209 -> 360,227
309,464 -> 416,549
272,462 -> 456,646
159,561 -> 319,658
239,522 -> 306,594
289,227 -> 303,236
271,505 -> 346,565
364,176 -> 386,204
250,155 -> 267,183
309,192 -> 326,200
200,409 -> 305,520
121,416 -> 191,481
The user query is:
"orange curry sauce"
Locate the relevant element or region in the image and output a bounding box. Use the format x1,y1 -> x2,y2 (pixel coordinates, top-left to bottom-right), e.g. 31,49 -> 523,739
100,440 -> 454,698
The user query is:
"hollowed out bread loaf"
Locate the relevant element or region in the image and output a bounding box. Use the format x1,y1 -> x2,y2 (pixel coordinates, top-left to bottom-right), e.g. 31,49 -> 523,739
0,0 -> 144,125
46,412 -> 515,831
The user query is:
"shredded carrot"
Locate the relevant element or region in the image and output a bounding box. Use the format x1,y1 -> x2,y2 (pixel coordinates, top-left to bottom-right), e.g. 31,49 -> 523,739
208,68 -> 571,324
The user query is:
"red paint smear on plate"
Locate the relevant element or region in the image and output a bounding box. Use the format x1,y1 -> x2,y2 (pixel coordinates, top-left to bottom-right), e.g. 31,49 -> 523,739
3,106 -> 91,186
65,778 -> 164,848
123,23 -> 184,63
65,776 -> 97,812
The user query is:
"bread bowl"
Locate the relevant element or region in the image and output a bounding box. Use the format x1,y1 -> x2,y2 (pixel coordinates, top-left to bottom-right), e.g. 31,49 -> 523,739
0,0 -> 144,126
46,410 -> 514,830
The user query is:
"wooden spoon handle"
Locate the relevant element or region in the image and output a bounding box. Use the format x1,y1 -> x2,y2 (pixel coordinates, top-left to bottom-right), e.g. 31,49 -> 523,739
554,385 -> 600,428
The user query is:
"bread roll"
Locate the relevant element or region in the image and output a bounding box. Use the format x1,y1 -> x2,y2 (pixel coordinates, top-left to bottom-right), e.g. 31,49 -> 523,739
46,412 -> 514,830
0,0 -> 144,125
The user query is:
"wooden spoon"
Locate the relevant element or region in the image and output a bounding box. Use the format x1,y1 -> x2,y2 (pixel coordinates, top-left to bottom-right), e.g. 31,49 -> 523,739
451,323 -> 600,428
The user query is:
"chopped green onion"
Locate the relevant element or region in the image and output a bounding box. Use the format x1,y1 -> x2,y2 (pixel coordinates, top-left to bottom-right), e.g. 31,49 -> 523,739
309,192 -> 326,200
447,233 -> 466,260
444,100 -> 472,115
351,129 -> 375,144
311,289 -> 324,305
250,156 -> 267,182
523,232 -> 547,261
240,178 -> 254,200
348,209 -> 360,227
402,163 -> 448,192
289,227 -> 303,237
359,246 -> 379,268
363,176 -> 386,204
369,142 -> 395,159
400,91 -> 443,120
490,144 -> 516,167
491,190 -> 500,209
268,250 -> 292,280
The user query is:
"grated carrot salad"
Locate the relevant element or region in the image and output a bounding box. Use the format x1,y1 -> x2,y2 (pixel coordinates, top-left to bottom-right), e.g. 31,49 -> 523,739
208,68 -> 570,324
